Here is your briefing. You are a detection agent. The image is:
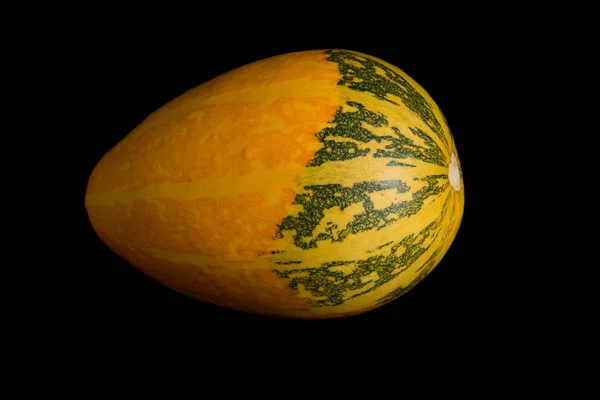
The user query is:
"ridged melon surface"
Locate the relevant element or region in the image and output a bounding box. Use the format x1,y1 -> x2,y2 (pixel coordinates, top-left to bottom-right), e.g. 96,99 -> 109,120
85,49 -> 465,319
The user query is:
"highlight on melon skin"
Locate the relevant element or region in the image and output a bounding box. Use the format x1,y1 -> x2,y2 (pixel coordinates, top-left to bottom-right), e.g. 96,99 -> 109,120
85,49 -> 465,319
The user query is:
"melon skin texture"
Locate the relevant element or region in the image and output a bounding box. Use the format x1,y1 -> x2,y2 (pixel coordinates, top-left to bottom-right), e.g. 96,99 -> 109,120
85,49 -> 465,319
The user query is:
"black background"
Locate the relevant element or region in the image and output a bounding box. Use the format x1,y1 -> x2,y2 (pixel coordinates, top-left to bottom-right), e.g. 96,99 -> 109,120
73,44 -> 543,344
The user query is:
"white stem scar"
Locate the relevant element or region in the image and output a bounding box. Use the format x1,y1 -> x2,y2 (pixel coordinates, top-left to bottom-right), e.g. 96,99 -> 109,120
448,152 -> 461,192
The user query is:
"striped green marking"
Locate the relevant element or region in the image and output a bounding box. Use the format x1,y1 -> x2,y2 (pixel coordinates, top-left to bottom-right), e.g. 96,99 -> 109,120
375,250 -> 440,305
276,180 -> 412,250
326,49 -> 448,148
308,101 -> 387,167
273,50 -> 455,307
377,126 -> 446,167
275,193 -> 452,307
277,176 -> 448,250
307,101 -> 447,168
376,194 -> 459,305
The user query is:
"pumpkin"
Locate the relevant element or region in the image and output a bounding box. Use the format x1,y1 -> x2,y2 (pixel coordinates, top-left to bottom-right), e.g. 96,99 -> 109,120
85,49 -> 465,319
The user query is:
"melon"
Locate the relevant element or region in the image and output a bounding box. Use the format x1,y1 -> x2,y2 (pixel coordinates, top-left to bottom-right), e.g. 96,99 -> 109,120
85,49 -> 465,319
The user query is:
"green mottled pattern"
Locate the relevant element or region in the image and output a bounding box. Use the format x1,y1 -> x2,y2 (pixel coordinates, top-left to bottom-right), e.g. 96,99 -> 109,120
375,250 -> 440,304
376,241 -> 394,250
308,101 -> 386,167
277,175 -> 447,250
373,126 -> 446,167
325,49 -> 448,149
272,49 -> 456,307
275,193 -> 451,307
277,180 -> 411,249
308,101 -> 447,168
387,161 -> 416,167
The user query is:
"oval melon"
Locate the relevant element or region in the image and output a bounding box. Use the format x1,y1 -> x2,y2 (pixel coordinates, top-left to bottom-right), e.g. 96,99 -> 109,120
85,49 -> 465,319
